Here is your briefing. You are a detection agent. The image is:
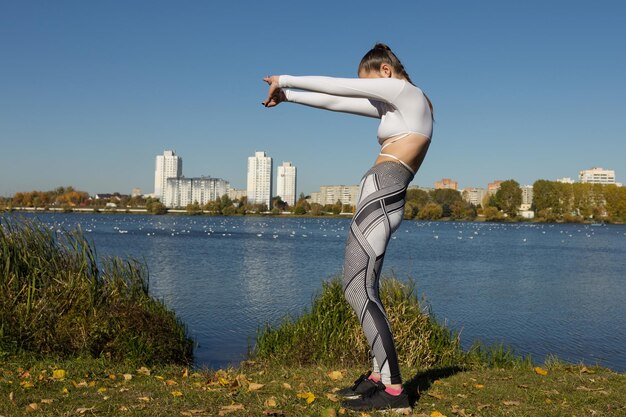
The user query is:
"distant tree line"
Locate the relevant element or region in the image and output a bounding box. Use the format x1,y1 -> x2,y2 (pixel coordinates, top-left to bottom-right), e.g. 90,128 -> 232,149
403,179 -> 626,223
531,180 -> 626,223
185,193 -> 354,217
0,186 -> 153,212
3,181 -> 626,223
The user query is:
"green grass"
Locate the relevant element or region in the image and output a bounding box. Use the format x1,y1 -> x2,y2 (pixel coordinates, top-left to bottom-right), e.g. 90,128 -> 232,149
0,216 -> 193,365
1,355 -> 624,416
254,276 -> 532,372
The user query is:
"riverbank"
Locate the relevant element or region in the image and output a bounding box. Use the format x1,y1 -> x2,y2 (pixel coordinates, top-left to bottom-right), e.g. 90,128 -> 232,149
4,206 -> 624,225
1,355 -> 624,416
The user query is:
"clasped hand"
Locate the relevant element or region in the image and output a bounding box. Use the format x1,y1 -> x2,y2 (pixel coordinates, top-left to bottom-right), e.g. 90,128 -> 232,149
262,76 -> 286,108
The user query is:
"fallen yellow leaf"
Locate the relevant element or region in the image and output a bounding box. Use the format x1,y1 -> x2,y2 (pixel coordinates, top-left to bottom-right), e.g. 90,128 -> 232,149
166,379 -> 178,385
297,391 -> 316,404
218,404 -> 244,416
502,400 -> 521,406
171,390 -> 183,397
181,410 -> 206,416
326,392 -> 339,402
534,367 -> 548,376
20,381 -> 34,389
427,391 -> 445,399
430,412 -> 447,417
248,382 -> 264,391
61,387 -> 69,395
137,367 -> 151,375
138,396 -> 151,402
282,382 -> 292,390
264,397 -> 277,407
322,408 -> 338,417
182,368 -> 189,378
98,387 -> 108,394
52,369 -> 66,380
76,407 -> 96,414
327,370 -> 344,381
450,405 -> 469,417
25,403 -> 39,413
473,384 -> 485,389
108,374 -> 117,380
123,374 -> 133,381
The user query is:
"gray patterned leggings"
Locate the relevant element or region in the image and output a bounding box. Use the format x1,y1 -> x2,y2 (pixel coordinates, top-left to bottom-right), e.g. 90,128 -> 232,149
342,161 -> 413,385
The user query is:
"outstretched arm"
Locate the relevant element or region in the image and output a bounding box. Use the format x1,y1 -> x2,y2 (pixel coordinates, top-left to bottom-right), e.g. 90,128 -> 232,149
284,90 -> 381,118
262,75 -> 382,117
278,75 -> 404,103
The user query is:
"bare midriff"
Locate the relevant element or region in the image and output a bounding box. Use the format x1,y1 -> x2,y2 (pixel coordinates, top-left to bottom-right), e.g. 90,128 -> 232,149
375,133 -> 431,173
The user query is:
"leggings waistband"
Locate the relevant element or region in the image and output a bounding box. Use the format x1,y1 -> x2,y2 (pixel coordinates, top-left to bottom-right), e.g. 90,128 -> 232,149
365,160 -> 415,185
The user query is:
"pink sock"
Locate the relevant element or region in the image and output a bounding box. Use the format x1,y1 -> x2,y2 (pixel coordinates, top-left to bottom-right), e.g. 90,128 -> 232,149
368,373 -> 380,382
385,386 -> 403,396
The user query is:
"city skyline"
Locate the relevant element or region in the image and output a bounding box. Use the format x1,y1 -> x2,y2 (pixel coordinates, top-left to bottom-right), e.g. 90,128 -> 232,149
1,149 -> 621,199
1,1 -> 625,196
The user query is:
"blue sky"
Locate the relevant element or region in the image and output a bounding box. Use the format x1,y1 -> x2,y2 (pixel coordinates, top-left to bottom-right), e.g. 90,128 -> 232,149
1,0 -> 625,197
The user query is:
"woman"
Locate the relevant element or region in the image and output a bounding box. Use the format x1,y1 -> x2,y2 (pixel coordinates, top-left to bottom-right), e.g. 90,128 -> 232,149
262,43 -> 433,413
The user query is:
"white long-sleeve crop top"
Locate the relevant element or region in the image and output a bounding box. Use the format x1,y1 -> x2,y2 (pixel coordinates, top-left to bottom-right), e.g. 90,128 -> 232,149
278,75 -> 433,145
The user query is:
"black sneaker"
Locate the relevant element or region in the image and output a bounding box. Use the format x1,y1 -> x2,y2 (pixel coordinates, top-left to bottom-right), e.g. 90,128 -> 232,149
341,383 -> 411,413
336,371 -> 379,399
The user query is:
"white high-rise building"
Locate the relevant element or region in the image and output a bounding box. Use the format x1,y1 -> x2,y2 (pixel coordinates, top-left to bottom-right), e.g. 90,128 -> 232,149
247,151 -> 273,208
154,150 -> 182,201
164,177 -> 229,208
462,187 -> 488,207
277,161 -> 297,206
520,185 -> 534,211
579,167 -> 616,185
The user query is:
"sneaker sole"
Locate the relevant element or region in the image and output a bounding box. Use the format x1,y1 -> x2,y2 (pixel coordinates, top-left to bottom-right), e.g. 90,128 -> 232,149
338,394 -> 361,400
379,407 -> 412,415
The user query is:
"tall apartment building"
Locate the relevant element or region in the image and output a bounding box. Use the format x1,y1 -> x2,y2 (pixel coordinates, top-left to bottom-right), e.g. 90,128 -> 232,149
520,185 -> 534,211
154,150 -> 182,201
247,151 -> 273,207
579,167 -> 616,185
462,188 -> 488,207
277,161 -> 297,206
228,188 -> 247,201
164,177 -> 229,208
488,180 -> 504,194
435,178 -> 458,190
309,185 -> 360,207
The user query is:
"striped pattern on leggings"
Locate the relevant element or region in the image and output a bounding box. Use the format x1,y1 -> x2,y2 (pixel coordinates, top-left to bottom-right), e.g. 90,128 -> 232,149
342,161 -> 413,385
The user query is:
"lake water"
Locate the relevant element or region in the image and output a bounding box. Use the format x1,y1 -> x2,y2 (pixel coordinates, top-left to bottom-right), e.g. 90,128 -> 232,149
6,213 -> 626,372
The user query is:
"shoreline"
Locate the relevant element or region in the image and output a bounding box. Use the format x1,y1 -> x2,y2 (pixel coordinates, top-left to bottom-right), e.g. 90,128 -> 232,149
2,206 -> 623,225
